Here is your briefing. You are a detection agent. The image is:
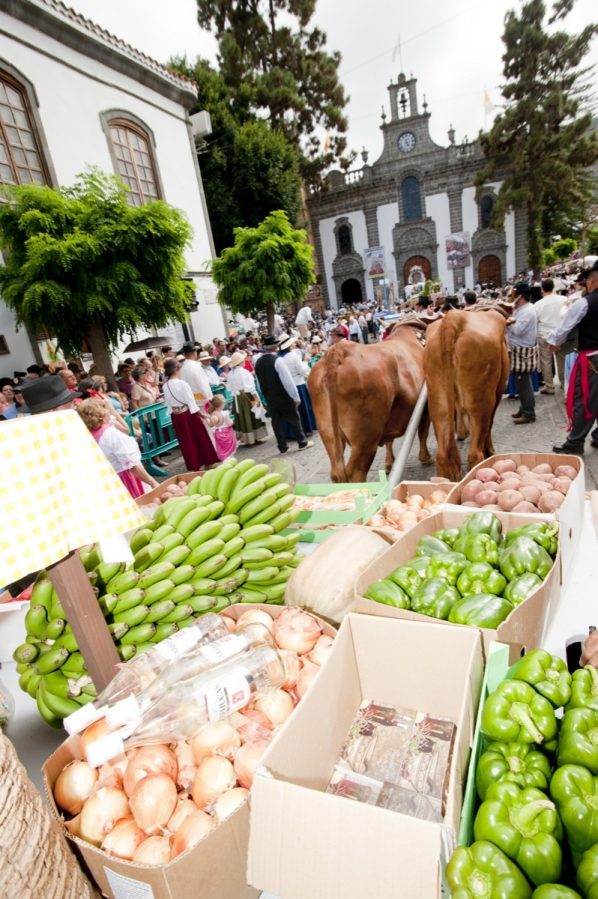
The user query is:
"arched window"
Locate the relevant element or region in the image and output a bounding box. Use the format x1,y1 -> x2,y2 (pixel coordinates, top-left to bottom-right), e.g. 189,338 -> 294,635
107,119 -> 160,206
0,73 -> 49,186
480,195 -> 494,229
402,176 -> 422,222
338,224 -> 352,255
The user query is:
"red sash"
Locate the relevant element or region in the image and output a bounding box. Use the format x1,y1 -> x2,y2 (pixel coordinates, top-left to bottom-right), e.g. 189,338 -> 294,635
566,350 -> 597,430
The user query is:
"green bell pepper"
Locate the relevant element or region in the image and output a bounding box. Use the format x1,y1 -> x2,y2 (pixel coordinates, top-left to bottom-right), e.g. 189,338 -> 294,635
505,522 -> 559,557
427,551 -> 469,586
415,534 -> 451,557
446,840 -> 532,898
410,556 -> 430,575
410,576 -> 460,620
473,781 -> 563,886
476,742 -> 552,801
459,511 -> 503,544
504,573 -> 543,606
550,764 -> 598,864
577,843 -> 598,899
481,680 -> 558,745
433,527 -> 460,547
532,887 -> 582,899
449,594 -> 513,629
506,650 -> 572,708
457,562 -> 507,597
557,708 -> 598,774
388,563 -> 425,598
566,666 -> 598,713
364,578 -> 410,609
498,536 -> 554,581
453,533 -> 500,565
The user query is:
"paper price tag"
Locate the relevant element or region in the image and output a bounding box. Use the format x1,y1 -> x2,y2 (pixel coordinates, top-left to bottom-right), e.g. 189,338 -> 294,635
104,868 -> 155,899
199,634 -> 246,665
203,672 -> 251,722
154,626 -> 200,661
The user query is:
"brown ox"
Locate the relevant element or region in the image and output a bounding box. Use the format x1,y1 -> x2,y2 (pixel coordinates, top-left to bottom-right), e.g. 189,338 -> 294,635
424,309 -> 509,481
308,325 -> 432,483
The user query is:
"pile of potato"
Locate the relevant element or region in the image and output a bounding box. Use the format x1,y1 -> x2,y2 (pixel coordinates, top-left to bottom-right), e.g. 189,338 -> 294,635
459,460 -> 577,514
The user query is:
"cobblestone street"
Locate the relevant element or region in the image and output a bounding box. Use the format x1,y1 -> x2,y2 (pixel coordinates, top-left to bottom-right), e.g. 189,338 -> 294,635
164,386 -> 598,489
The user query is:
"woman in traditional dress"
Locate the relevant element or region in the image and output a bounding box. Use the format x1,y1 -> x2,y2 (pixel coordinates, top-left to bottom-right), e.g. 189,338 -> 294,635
161,358 -> 219,470
278,335 -> 317,436
226,351 -> 268,446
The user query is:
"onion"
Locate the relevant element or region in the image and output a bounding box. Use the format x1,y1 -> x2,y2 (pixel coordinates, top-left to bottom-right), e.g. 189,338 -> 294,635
233,740 -> 270,789
429,489 -> 448,504
101,816 -> 146,860
273,607 -> 321,655
296,660 -> 320,699
171,810 -> 214,858
79,787 -> 129,846
54,760 -> 98,814
279,649 -> 301,689
133,835 -> 172,865
213,788 -> 249,824
192,756 -> 236,809
130,774 -> 178,835
235,710 -> 273,744
191,721 -> 241,764
123,744 -> 178,797
220,615 -> 236,633
64,814 -> 81,837
307,634 -> 335,667
254,689 -> 295,726
174,741 -> 197,792
235,609 -> 274,632
79,718 -> 113,764
96,754 -> 128,791
167,796 -> 198,833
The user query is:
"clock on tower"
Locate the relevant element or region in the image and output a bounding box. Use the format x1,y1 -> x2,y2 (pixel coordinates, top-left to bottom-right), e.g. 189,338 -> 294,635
397,131 -> 416,153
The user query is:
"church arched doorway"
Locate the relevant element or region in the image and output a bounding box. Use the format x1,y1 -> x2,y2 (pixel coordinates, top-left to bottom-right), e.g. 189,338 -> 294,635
403,255 -> 431,285
341,278 -> 363,304
478,255 -> 501,286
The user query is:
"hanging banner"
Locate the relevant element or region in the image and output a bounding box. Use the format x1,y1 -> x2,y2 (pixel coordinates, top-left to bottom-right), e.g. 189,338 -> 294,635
364,246 -> 386,279
445,232 -> 471,269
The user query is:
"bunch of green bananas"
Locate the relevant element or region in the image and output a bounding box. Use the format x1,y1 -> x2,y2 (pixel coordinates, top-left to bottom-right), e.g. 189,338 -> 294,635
14,457 -> 302,726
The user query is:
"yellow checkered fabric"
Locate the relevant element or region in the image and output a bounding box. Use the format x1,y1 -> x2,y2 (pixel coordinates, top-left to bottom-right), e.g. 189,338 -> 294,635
0,411 -> 144,584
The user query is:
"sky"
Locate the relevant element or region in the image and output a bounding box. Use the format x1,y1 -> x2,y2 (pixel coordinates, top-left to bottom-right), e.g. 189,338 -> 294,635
69,0 -> 598,165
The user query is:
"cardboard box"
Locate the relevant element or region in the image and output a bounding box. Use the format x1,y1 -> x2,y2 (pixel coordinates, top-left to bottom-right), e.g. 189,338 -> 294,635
286,472 -> 390,543
136,471 -> 203,508
445,453 -> 584,581
354,509 -> 562,662
43,604 -> 336,899
248,614 -> 485,899
392,479 -> 455,502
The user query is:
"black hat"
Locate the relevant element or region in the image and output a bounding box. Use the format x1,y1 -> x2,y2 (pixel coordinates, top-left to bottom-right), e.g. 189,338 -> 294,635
417,297 -> 432,307
589,260 -> 598,273
576,269 -> 590,283
181,342 -> 196,354
514,282 -> 531,299
262,335 -> 280,347
0,377 -> 12,389
26,363 -> 42,375
164,358 -> 180,377
19,375 -> 80,414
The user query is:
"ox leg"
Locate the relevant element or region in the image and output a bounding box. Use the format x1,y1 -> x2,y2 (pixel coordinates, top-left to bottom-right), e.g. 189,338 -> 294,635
418,412 -> 433,465
456,403 -> 469,441
427,397 -> 462,481
466,408 -> 494,471
384,441 -> 394,474
345,443 -> 378,483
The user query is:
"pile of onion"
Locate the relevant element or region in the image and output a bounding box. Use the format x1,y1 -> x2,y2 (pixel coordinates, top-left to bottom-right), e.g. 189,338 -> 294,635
55,607 -> 335,864
367,488 -> 449,541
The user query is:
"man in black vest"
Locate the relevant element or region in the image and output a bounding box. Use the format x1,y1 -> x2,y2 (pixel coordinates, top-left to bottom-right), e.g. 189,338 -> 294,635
255,335 -> 314,454
548,261 -> 598,454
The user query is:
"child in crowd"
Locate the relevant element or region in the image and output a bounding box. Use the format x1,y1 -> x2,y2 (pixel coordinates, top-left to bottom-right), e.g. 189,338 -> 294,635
206,394 -> 237,461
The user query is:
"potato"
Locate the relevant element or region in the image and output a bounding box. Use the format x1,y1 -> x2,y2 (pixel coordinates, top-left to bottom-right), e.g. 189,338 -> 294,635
517,465 -> 530,473
493,459 -> 517,475
553,476 -> 572,495
537,491 -> 565,513
512,501 -> 539,513
477,468 -> 500,483
554,465 -> 577,480
532,463 -> 553,474
520,485 -> 542,505
477,489 -> 499,506
498,478 -> 523,493
499,470 -> 521,482
498,490 -> 524,511
536,473 -> 556,484
462,479 -> 484,502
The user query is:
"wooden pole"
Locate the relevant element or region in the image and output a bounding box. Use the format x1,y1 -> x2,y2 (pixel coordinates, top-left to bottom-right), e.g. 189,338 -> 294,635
47,552 -> 120,692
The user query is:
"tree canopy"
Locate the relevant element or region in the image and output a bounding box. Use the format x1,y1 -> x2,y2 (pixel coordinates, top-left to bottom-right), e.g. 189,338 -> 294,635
194,0 -> 351,183
0,170 -> 193,380
211,209 -> 314,329
476,0 -> 598,272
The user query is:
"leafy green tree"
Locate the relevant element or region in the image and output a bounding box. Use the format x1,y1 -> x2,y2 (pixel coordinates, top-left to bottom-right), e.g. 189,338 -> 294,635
194,0 -> 351,183
476,0 -> 598,273
0,171 -> 192,385
551,237 -> 577,259
587,223 -> 598,255
212,209 -> 314,331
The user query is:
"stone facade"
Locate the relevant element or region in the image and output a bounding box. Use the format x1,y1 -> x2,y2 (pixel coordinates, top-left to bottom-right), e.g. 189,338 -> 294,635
308,73 -> 526,308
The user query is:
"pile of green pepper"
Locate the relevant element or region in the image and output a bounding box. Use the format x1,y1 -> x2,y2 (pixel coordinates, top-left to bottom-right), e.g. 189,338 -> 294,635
364,512 -> 559,630
446,649 -> 598,897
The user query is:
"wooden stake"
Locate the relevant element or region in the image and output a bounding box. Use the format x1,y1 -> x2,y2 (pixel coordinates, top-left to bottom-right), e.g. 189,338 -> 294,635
47,552 -> 119,691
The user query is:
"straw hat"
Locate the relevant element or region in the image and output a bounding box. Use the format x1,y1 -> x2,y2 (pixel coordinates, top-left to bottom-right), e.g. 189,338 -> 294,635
229,351 -> 246,367
279,335 -> 296,351
219,355 -> 231,367
311,336 -> 322,344
198,351 -> 211,360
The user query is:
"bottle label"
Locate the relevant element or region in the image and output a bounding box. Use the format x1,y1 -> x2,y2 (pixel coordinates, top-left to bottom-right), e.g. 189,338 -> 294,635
154,626 -> 200,662
200,634 -> 246,665
203,672 -> 251,722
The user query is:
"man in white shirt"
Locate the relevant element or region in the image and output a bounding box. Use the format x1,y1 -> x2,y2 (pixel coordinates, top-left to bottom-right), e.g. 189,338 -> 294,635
295,303 -> 313,339
534,278 -> 565,393
179,343 -> 213,403
199,350 -> 221,388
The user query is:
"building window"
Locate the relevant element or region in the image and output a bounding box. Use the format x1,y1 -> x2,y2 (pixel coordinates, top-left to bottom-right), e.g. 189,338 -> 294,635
480,194 -> 494,229
401,176 -> 422,222
0,74 -> 49,186
0,335 -> 9,354
338,224 -> 352,255
108,120 -> 160,206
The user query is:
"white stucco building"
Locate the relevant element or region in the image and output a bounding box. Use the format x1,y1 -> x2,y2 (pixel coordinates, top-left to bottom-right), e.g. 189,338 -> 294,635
0,0 -> 226,378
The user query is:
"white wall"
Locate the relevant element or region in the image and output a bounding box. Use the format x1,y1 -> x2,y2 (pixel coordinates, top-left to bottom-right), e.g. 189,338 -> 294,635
0,303 -> 36,378
376,202 -> 399,288
505,210 -> 516,279
425,192 -> 451,290
461,186 -> 479,263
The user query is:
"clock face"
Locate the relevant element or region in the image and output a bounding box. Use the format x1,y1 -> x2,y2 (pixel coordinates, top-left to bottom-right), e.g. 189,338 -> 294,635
397,131 -> 416,153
